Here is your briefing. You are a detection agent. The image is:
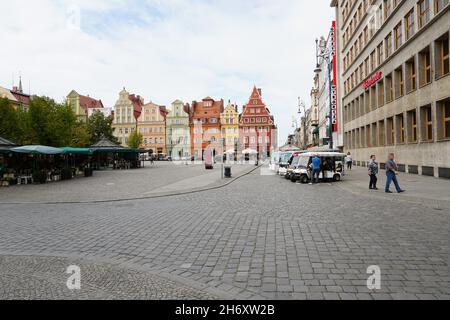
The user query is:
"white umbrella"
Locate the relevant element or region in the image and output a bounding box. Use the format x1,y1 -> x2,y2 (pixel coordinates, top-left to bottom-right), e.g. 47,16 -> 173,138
242,148 -> 258,155
225,149 -> 236,154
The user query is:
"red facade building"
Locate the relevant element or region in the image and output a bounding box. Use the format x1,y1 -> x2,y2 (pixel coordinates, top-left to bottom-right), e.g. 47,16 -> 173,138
190,97 -> 224,159
239,87 -> 276,158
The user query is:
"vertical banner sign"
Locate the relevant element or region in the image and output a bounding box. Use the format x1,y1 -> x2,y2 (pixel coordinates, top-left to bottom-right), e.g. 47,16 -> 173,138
331,21 -> 339,133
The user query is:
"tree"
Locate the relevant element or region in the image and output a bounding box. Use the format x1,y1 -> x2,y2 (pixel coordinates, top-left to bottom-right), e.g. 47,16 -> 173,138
0,98 -> 22,143
28,96 -> 76,147
128,130 -> 143,149
87,112 -> 117,145
71,122 -> 91,147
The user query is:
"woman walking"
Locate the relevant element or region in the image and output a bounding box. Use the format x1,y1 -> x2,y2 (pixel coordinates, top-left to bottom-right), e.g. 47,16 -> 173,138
368,155 -> 379,190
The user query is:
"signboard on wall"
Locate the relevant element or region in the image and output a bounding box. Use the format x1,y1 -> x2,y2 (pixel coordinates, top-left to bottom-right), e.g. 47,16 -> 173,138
331,21 -> 338,133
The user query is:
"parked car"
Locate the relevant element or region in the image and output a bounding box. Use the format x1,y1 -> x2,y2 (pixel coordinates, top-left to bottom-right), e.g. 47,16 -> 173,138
290,152 -> 346,183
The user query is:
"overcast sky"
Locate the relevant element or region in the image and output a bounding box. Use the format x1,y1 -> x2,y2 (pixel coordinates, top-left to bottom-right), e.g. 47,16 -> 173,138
1,0 -> 334,144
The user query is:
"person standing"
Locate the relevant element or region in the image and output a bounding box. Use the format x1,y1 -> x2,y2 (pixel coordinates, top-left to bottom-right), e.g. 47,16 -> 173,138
310,154 -> 321,184
368,155 -> 379,190
385,153 -> 405,194
346,152 -> 353,170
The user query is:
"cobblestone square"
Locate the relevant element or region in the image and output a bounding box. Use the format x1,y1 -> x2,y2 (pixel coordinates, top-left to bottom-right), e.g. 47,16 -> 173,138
0,164 -> 449,300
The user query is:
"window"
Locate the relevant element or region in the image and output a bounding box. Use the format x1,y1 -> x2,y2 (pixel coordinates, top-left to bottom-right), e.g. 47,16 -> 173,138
377,43 -> 384,65
387,117 -> 395,145
394,22 -> 403,50
421,105 -> 433,141
372,122 -> 379,146
395,66 -> 404,98
405,9 -> 415,41
438,100 -> 450,138
366,125 -> 371,147
364,57 -> 370,76
435,34 -> 450,78
384,0 -> 392,20
408,109 -> 418,142
396,113 -> 405,143
370,50 -> 376,71
378,80 -> 385,107
419,47 -> 432,86
365,91 -> 371,114
371,86 -> 377,111
418,0 -> 430,29
434,0 -> 450,14
379,120 -> 386,146
386,73 -> 394,103
406,58 -> 417,92
385,33 -> 392,58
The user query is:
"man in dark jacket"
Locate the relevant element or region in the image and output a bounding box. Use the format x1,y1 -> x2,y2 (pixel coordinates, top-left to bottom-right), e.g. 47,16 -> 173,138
368,155 -> 379,190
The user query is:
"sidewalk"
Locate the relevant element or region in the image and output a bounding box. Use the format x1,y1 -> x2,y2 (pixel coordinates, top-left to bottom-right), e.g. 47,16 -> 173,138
0,162 -> 259,205
338,166 -> 450,209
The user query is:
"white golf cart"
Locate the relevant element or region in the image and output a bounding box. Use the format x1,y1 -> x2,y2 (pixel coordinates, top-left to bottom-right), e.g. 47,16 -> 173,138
290,152 -> 346,183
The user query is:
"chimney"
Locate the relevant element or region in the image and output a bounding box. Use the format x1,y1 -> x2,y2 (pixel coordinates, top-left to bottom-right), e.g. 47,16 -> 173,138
258,88 -> 262,96
12,86 -> 18,92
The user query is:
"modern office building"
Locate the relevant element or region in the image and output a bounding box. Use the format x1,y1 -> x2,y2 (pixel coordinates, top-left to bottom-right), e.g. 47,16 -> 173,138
331,0 -> 450,178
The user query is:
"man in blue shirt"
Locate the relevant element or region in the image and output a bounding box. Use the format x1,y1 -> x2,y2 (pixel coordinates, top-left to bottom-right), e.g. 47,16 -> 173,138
310,155 -> 321,184
385,153 -> 405,194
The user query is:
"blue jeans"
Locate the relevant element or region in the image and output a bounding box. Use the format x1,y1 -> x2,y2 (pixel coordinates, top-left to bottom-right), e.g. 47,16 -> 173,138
385,171 -> 401,193
312,169 -> 321,183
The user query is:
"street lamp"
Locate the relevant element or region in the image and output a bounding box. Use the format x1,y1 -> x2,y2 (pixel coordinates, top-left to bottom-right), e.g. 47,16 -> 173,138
314,33 -> 334,150
297,98 -> 306,150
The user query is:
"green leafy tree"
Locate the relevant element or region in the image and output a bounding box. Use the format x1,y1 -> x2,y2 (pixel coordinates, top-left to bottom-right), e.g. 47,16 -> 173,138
71,122 -> 91,147
128,130 -> 143,149
0,98 -> 22,143
87,112 -> 117,145
28,96 -> 76,147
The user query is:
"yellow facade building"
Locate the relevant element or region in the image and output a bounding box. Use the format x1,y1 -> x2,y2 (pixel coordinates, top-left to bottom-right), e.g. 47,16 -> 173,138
220,101 -> 240,152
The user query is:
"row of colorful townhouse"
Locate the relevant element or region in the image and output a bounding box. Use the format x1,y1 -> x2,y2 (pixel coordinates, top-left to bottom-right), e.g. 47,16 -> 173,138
65,86 -> 278,159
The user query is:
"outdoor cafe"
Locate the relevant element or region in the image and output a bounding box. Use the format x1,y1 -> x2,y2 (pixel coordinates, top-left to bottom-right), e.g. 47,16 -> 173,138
0,136 -> 146,187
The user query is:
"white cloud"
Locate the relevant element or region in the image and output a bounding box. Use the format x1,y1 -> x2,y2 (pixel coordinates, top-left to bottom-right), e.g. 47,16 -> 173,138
0,0 -> 334,144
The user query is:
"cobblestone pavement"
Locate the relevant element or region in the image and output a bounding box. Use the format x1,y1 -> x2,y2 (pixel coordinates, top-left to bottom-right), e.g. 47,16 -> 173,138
0,167 -> 449,300
0,255 -> 219,300
0,162 -> 256,204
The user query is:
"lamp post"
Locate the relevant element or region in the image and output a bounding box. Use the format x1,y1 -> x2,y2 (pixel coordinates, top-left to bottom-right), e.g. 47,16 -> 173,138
297,98 -> 306,150
314,32 -> 334,151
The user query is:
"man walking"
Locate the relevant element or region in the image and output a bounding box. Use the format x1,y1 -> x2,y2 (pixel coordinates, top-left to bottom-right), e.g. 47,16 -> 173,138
385,153 -> 405,194
368,155 -> 379,190
346,152 -> 353,170
310,154 -> 321,184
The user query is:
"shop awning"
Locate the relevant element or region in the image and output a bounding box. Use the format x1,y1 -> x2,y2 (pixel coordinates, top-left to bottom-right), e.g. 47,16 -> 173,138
11,145 -> 64,155
61,147 -> 94,155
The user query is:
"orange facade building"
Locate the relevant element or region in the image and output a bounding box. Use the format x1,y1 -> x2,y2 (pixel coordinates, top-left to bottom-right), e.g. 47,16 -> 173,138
189,97 -> 224,160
